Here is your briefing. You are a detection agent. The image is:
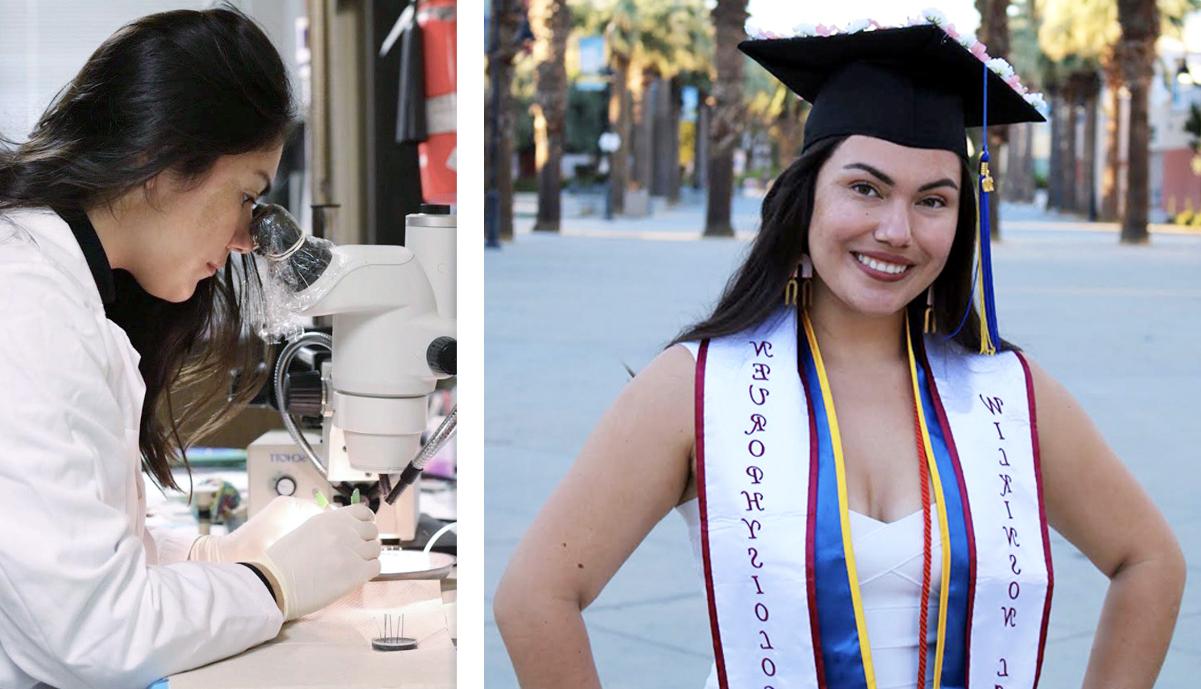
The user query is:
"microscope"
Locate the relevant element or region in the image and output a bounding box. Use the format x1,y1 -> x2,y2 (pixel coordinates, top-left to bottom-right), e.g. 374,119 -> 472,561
244,205 -> 455,550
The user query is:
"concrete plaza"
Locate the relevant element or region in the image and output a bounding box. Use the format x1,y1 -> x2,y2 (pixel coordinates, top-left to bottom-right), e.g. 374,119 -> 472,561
485,190 -> 1201,687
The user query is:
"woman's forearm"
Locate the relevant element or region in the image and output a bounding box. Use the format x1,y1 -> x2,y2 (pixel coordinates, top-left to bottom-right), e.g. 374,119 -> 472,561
495,591 -> 603,689
1080,552 -> 1186,688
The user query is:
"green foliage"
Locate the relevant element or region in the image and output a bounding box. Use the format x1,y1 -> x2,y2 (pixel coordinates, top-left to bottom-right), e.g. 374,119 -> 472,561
569,0 -> 712,87
565,86 -> 608,154
1036,0 -> 1199,67
1187,103 -> 1201,152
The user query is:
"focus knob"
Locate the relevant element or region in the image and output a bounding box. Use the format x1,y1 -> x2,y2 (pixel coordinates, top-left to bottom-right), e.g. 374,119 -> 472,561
426,337 -> 456,376
283,370 -> 324,416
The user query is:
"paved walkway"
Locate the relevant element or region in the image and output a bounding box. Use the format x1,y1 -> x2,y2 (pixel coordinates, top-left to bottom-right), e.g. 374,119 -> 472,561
485,192 -> 1201,688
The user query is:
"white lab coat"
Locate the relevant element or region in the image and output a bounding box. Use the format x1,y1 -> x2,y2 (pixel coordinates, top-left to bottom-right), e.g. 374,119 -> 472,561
0,209 -> 282,689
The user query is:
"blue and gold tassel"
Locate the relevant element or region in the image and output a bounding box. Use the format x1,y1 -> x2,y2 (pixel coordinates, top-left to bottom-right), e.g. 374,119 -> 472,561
976,59 -> 1000,355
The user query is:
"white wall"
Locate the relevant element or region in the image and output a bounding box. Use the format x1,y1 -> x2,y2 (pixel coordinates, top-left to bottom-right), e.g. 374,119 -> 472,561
0,0 -> 305,141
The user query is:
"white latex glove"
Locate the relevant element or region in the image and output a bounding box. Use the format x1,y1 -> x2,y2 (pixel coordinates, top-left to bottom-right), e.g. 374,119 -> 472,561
189,496 -> 323,563
253,503 -> 382,620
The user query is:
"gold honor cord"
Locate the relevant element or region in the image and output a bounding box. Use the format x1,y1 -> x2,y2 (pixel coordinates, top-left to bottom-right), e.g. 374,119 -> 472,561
904,315 -> 954,689
801,312 -> 878,688
801,312 -> 953,689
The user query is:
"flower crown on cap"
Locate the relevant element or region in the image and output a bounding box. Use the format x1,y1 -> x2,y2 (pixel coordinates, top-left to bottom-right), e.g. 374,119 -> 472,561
748,8 -> 1048,112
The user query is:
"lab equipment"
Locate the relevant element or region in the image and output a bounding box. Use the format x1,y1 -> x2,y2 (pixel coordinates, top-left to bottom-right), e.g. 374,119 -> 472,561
372,613 -> 417,652
245,205 -> 456,552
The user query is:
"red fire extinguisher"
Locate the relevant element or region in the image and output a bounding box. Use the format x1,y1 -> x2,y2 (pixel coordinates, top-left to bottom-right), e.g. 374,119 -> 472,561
417,0 -> 456,205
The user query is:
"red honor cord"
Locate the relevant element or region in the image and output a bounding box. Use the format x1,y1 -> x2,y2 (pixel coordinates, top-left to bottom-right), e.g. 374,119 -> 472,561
913,393 -> 933,688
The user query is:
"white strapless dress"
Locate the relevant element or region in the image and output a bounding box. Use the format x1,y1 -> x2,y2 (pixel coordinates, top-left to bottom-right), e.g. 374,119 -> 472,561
677,498 -> 942,689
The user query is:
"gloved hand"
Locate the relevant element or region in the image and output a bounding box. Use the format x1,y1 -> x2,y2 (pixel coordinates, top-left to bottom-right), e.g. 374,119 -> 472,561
251,503 -> 382,620
190,496 -> 323,563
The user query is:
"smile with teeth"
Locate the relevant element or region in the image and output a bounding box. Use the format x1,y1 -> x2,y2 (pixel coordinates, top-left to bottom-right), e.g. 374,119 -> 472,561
854,252 -> 911,275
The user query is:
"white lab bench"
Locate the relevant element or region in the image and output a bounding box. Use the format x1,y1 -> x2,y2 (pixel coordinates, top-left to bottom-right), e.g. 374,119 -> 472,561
144,463 -> 457,688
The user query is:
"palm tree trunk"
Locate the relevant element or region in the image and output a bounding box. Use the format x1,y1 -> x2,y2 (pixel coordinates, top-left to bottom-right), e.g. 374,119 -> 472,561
652,75 -> 672,197
1100,62 -> 1122,221
666,79 -> 683,205
608,55 -> 631,216
1123,70 -> 1152,241
1048,85 -> 1063,210
977,0 -> 1010,238
487,0 -> 523,241
1004,121 -> 1025,203
530,0 -> 570,233
632,72 -> 656,194
1062,82 -> 1079,213
705,0 -> 748,237
1082,76 -> 1100,220
1117,0 -> 1159,243
695,97 -> 709,189
1023,121 -> 1035,202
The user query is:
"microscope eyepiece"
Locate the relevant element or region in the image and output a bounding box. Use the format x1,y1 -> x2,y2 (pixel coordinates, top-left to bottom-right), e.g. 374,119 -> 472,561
250,202 -> 334,293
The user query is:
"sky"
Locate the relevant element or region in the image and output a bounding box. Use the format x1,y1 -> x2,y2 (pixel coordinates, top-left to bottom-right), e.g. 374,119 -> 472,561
745,1 -> 981,36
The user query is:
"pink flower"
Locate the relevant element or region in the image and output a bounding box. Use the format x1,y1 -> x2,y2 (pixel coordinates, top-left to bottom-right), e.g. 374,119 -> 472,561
970,41 -> 989,61
1005,74 -> 1023,90
816,23 -> 833,36
943,23 -> 959,40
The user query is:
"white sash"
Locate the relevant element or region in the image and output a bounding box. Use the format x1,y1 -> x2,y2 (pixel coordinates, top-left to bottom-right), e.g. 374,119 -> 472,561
684,310 -> 1052,689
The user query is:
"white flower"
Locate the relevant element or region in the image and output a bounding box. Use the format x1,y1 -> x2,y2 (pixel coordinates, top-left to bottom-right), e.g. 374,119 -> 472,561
957,34 -> 979,51
986,57 -> 1015,78
1024,92 -> 1047,110
792,22 -> 818,37
922,8 -> 948,26
843,18 -> 871,34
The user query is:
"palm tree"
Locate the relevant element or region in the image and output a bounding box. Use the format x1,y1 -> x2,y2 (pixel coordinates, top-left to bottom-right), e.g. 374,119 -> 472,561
529,0 -> 571,233
977,0 -> 1011,239
1116,0 -> 1159,243
618,0 -> 711,207
486,0 -> 526,242
1039,0 -> 1197,231
1038,0 -> 1113,217
1075,70 -> 1102,218
604,0 -> 638,216
704,0 -> 748,237
1005,0 -> 1044,204
1100,55 -> 1123,220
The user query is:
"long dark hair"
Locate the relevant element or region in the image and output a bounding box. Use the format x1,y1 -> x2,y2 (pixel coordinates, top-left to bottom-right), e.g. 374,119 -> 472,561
0,6 -> 295,490
673,136 -> 1003,355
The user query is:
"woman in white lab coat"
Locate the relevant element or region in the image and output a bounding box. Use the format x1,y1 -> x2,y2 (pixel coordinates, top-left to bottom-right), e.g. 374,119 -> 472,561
0,8 -> 380,689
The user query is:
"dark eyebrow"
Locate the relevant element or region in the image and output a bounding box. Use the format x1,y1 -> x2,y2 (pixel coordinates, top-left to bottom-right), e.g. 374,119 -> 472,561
844,163 -> 893,186
918,178 -> 959,192
844,163 -> 958,193
256,170 -> 273,197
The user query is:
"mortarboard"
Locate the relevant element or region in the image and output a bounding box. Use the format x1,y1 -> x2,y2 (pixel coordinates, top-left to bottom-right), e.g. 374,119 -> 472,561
739,20 -> 1047,354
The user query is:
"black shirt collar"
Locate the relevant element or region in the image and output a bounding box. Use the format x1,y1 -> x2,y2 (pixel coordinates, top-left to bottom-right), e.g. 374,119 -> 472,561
52,207 -> 116,306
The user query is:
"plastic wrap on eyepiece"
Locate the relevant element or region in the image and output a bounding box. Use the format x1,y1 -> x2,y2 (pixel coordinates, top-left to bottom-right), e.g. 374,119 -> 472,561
245,203 -> 347,342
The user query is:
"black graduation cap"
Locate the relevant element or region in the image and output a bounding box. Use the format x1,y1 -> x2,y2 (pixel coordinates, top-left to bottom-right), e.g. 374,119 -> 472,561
739,25 -> 1045,159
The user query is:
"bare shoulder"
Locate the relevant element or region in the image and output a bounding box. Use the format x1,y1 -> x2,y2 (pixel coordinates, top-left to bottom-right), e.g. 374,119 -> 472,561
605,345 -> 701,436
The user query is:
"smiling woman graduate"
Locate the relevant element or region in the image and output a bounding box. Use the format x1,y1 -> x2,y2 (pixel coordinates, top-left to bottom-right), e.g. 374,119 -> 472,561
495,17 -> 1186,689
0,8 -> 380,689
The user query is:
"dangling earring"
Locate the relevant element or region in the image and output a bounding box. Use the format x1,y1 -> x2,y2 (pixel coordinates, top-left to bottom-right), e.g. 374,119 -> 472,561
800,254 -> 813,308
923,285 -> 936,334
785,255 -> 814,307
